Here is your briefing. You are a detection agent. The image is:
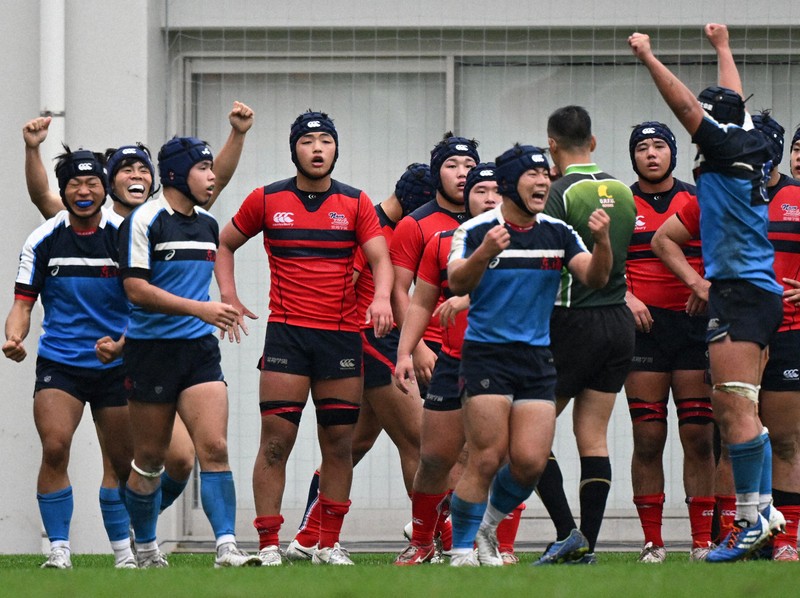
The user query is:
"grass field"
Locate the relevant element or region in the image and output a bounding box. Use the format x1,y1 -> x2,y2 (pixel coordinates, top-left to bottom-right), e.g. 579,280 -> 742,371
1,552 -> 797,598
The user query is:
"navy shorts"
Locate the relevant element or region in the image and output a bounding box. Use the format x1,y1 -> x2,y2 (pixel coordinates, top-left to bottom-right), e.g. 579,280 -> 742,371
260,322 -> 362,380
460,341 -> 557,403
123,335 -> 225,404
630,306 -> 708,373
361,327 -> 398,389
762,330 -> 800,392
35,356 -> 127,410
550,304 -> 635,397
424,352 -> 463,412
706,280 -> 782,348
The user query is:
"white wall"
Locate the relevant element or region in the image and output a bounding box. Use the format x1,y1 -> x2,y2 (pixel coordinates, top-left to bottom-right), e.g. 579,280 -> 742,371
1,0 -> 800,554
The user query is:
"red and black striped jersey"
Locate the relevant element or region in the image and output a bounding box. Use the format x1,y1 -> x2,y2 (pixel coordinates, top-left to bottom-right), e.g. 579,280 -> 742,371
627,179 -> 704,311
390,200 -> 467,343
417,229 -> 466,359
232,177 -> 382,332
768,174 -> 800,332
353,204 -> 395,329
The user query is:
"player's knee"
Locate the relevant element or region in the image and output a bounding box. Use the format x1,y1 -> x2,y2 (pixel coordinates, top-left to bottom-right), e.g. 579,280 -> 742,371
471,449 -> 505,481
196,436 -> 229,468
40,437 -> 71,468
165,447 -> 195,480
418,451 -> 457,479
771,434 -> 800,464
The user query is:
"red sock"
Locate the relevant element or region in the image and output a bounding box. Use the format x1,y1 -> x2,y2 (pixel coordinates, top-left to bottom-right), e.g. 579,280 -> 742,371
294,496 -> 321,547
633,493 -> 665,546
496,503 -> 526,553
716,495 -> 736,542
410,491 -> 448,547
318,494 -> 351,549
686,496 -> 715,548
774,505 -> 800,550
253,515 -> 283,550
435,492 -> 452,551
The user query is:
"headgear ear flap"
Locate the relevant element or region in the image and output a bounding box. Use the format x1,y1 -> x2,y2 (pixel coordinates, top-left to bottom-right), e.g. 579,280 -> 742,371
289,110 -> 338,179
157,136 -> 214,204
394,163 -> 435,216
629,121 -> 677,184
752,112 -> 785,167
495,144 -> 550,216
697,86 -> 746,126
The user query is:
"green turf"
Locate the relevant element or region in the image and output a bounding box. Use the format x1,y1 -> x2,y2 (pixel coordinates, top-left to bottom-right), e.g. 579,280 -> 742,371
1,552 -> 797,598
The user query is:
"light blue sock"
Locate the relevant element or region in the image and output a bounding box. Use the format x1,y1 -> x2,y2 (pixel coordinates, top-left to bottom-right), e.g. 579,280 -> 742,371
490,464 -> 536,515
99,486 -> 130,542
728,434 -> 765,525
759,430 -> 773,510
200,471 -> 236,539
37,486 -> 73,542
125,485 -> 161,544
159,472 -> 189,512
450,493 -> 486,550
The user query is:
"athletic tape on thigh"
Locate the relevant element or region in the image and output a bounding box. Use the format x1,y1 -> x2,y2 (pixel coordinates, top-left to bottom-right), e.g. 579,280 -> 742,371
259,400 -> 304,425
130,459 -> 165,479
626,396 -> 668,424
314,397 -> 360,427
675,396 -> 714,426
713,381 -> 760,404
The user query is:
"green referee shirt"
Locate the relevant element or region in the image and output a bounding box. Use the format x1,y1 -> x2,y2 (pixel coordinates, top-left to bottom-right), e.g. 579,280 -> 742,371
543,163 -> 636,308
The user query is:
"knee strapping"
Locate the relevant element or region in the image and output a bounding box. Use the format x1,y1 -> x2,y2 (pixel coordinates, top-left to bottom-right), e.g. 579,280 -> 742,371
130,460 -> 165,479
675,396 -> 714,426
713,381 -> 760,404
627,396 -> 668,425
260,400 -> 304,426
314,398 -> 360,427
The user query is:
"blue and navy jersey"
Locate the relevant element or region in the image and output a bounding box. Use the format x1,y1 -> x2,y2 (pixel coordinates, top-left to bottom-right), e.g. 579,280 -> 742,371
692,114 -> 781,294
119,196 -> 218,340
449,206 -> 588,346
14,209 -> 128,369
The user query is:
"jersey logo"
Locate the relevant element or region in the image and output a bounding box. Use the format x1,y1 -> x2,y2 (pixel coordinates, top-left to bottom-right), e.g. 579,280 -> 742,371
329,212 -> 350,229
50,266 -> 59,276
635,215 -> 646,230
77,162 -> 94,171
488,257 -> 500,269
165,250 -> 176,261
455,144 -> 469,152
597,185 -> 616,208
339,358 -> 356,369
273,212 -> 295,225
307,121 -> 321,128
783,369 -> 799,380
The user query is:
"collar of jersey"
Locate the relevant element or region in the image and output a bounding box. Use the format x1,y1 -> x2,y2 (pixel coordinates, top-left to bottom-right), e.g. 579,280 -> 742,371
563,163 -> 600,176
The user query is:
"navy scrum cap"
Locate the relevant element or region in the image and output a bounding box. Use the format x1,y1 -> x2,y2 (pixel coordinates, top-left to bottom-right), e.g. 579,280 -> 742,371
793,126 -> 800,148
55,148 -> 107,200
290,110 -> 339,169
629,121 -> 677,183
429,135 -> 480,191
752,112 -> 785,167
105,144 -> 156,202
394,163 -> 435,216
158,136 -> 213,200
495,144 -> 550,215
697,86 -> 745,126
464,162 -> 496,204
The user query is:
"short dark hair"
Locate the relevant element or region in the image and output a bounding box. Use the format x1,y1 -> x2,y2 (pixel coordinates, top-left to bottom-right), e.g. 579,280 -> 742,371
547,105 -> 592,151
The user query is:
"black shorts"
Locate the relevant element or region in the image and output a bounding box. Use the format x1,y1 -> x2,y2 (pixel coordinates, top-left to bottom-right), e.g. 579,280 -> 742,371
550,304 -> 635,398
762,330 -> 800,392
630,306 -> 708,373
124,335 -> 225,404
460,341 -> 556,403
424,352 -> 463,412
706,280 -> 782,348
361,328 -> 398,389
260,322 -> 362,380
35,356 -> 127,410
